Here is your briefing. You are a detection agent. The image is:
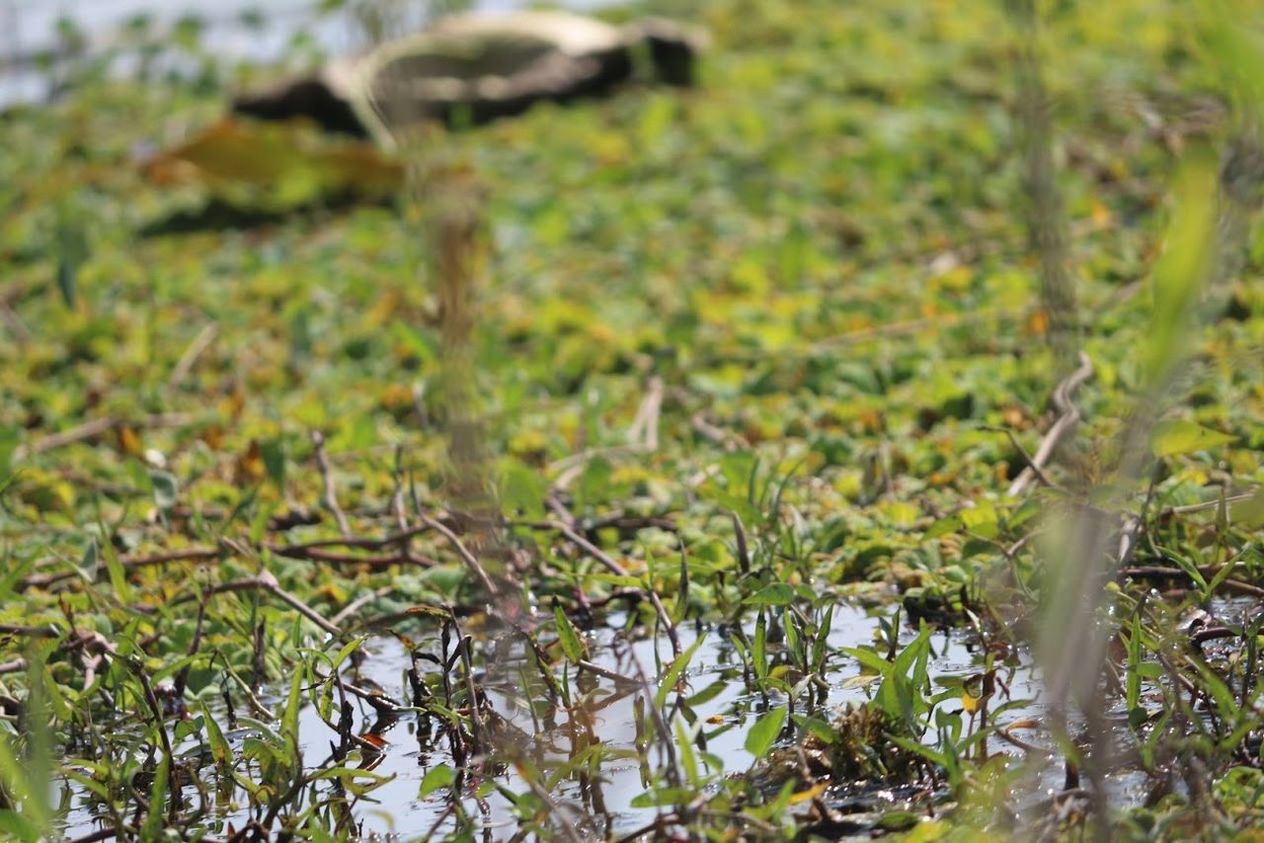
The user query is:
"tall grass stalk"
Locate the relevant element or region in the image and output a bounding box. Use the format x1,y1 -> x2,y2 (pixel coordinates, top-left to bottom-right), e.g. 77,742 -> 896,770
1025,2 -> 1264,836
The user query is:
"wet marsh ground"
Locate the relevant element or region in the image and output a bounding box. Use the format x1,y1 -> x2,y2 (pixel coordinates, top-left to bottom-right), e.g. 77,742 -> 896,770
2,0 -> 1264,840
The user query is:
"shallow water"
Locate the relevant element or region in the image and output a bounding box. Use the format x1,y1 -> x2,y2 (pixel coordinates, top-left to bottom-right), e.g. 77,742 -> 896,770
58,604 -> 1063,839
59,591 -> 1246,838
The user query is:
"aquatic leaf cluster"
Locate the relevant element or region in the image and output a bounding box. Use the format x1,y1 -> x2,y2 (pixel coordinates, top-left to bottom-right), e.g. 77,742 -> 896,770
0,0 -> 1261,839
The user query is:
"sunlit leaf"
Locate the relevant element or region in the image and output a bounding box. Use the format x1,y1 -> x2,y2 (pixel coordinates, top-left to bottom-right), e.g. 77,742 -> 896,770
744,707 -> 787,758
1152,420 -> 1236,457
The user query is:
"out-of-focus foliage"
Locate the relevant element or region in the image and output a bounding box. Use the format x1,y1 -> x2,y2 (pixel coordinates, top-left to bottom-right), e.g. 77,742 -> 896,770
0,0 -> 1261,838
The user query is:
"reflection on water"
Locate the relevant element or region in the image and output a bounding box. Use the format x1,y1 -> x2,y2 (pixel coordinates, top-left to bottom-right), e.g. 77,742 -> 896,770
59,605 -> 1061,839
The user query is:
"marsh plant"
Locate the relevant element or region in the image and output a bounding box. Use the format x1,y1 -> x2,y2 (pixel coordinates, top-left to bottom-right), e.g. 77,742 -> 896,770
0,0 -> 1263,840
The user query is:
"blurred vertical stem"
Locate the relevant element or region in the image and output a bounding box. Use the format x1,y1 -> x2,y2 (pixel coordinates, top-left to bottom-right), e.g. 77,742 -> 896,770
425,161 -> 493,524
1033,0 -> 1264,832
1011,0 -> 1079,373
407,153 -> 509,602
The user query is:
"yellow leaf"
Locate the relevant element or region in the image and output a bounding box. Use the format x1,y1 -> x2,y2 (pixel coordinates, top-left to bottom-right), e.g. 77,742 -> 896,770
116,425 -> 143,457
235,440 -> 265,485
788,783 -> 828,805
1025,309 -> 1049,337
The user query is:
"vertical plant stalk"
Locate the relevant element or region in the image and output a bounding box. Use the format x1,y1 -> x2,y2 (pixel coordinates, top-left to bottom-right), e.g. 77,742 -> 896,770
1009,4 -> 1264,836
1038,118 -> 1260,843
1012,0 -> 1079,372
419,163 -> 520,609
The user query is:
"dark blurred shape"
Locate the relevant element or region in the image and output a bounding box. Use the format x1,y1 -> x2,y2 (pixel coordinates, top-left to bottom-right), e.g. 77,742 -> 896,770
231,11 -> 708,140
234,77 -> 367,136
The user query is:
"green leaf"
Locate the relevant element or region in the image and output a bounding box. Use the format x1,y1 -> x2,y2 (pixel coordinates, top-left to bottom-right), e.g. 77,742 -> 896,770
78,538 -> 99,581
0,810 -> 41,842
1152,420 -> 1236,457
1144,153 -> 1216,384
0,427 -> 18,472
923,516 -> 961,540
141,755 -> 169,841
1125,614 -> 1142,713
753,610 -> 768,681
744,707 -> 787,758
149,470 -> 179,512
499,460 -> 547,519
201,702 -> 231,768
282,667 -> 303,751
419,763 -> 455,798
792,714 -> 837,745
100,539 -> 132,604
554,606 -> 584,664
261,438 -> 286,490
630,786 -> 695,809
743,583 -> 795,607
684,679 -> 727,708
1230,488 -> 1264,526
654,635 -> 705,710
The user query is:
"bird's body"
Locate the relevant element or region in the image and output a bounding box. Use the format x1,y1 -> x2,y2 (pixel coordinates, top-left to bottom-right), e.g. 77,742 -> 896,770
231,11 -> 706,145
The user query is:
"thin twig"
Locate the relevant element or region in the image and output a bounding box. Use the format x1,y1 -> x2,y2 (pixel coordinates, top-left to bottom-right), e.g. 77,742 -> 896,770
171,572 -> 341,636
1163,491 -> 1256,516
983,425 -> 1058,491
21,546 -> 222,590
545,499 -> 681,659
16,413 -> 195,460
576,659 -> 640,687
627,375 -> 664,452
0,658 -> 27,675
267,524 -> 434,553
1007,352 -> 1094,497
313,670 -> 401,715
1121,566 -> 1264,599
168,322 -> 218,388
0,623 -> 60,638
691,413 -> 747,452
330,587 -> 393,627
420,515 -> 500,598
312,431 -> 352,537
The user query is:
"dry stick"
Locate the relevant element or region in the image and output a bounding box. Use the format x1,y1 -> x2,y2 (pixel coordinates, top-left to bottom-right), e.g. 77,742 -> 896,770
330,587 -> 394,628
421,515 -> 501,598
984,425 -> 1058,491
0,299 -> 31,346
576,658 -> 640,687
312,431 -> 352,537
627,375 -> 664,452
690,413 -> 747,452
268,545 -> 437,569
519,773 -> 586,843
171,573 -> 341,636
16,413 -> 195,459
546,501 -> 682,659
1164,492 -> 1256,516
68,829 -> 119,843
0,658 -> 27,675
1007,352 -> 1094,498
22,539 -> 436,592
168,322 -> 218,388
1121,566 -> 1264,600
265,523 -> 435,554
312,670 -> 401,715
20,546 -> 222,590
613,813 -> 682,843
0,623 -> 60,638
